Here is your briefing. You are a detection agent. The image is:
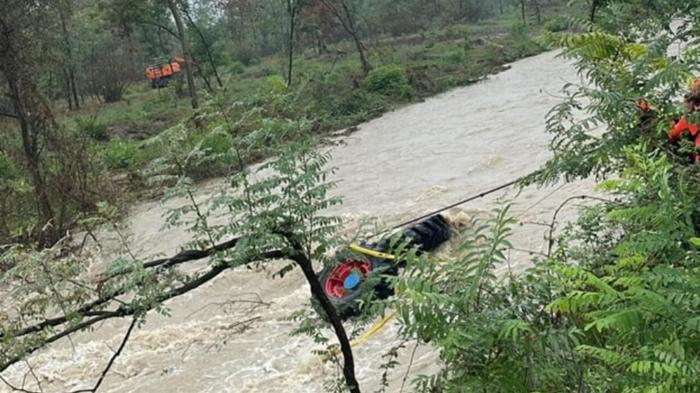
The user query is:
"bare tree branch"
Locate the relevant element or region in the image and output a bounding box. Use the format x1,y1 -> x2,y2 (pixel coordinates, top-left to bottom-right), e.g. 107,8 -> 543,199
69,318 -> 137,393
2,236 -> 244,342
0,247 -> 286,373
21,361 -> 42,393
184,293 -> 272,320
181,7 -> 223,88
0,110 -> 18,119
0,373 -> 41,393
399,341 -> 419,393
280,231 -> 361,393
182,316 -> 262,359
136,19 -> 179,40
546,195 -> 619,257
318,0 -> 371,73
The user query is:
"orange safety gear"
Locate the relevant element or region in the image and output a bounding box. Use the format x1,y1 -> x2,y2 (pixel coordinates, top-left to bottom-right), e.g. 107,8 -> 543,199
670,116 -> 700,163
635,99 -> 650,112
145,66 -> 157,80
684,78 -> 700,103
144,56 -> 184,88
690,78 -> 700,93
161,63 -> 173,77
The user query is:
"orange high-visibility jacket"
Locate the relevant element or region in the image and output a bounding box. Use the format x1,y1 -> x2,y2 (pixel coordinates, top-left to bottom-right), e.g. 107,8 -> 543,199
145,67 -> 157,80
670,116 -> 700,163
161,63 -> 173,77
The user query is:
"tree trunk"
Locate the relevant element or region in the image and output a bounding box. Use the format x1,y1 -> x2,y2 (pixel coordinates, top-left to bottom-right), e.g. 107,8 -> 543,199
58,2 -> 79,110
192,58 -> 214,93
64,69 -> 74,110
520,0 -> 527,25
314,30 -> 322,56
183,8 -> 224,88
0,198 -> 9,240
16,94 -> 57,248
69,68 -> 80,109
589,0 -> 599,22
26,152 -> 56,243
350,30 -> 370,75
532,0 -> 541,24
167,0 -> 199,110
290,244 -> 361,393
0,16 -> 59,247
321,0 -> 371,75
432,0 -> 441,16
8,81 -> 57,247
286,0 -> 297,87
341,0 -> 370,74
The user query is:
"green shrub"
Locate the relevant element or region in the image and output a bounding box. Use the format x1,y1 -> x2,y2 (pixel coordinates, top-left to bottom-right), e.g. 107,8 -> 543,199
446,48 -> 466,64
0,152 -> 15,178
103,140 -> 140,169
446,24 -> 471,38
229,61 -> 245,75
462,37 -> 475,51
200,128 -> 234,156
172,77 -> 186,96
233,44 -> 258,66
509,21 -> 529,37
507,37 -> 544,60
364,65 -> 415,100
0,153 -> 19,196
500,21 -> 544,61
143,91 -> 175,109
76,116 -> 109,141
338,90 -> 382,116
543,16 -> 568,33
264,75 -> 288,93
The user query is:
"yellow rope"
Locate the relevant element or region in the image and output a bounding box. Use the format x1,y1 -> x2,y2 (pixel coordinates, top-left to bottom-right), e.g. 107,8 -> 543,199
349,243 -> 396,260
350,311 -> 398,348
330,311 -> 399,357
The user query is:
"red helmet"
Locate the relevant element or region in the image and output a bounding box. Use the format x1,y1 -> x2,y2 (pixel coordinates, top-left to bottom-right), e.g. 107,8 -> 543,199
635,99 -> 650,112
690,77 -> 700,93
685,77 -> 700,103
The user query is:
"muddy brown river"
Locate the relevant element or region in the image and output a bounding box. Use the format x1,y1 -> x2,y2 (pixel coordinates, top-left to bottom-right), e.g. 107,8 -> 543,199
2,50 -> 595,393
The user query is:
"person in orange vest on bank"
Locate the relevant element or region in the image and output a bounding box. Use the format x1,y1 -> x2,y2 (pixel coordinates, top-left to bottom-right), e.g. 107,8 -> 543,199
669,78 -> 700,163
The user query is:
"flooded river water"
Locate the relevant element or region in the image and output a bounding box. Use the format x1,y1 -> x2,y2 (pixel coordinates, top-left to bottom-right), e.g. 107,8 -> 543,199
1,50 -> 595,393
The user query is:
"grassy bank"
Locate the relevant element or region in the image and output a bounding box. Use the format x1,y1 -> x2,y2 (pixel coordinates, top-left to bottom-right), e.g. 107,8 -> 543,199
70,10 -> 579,191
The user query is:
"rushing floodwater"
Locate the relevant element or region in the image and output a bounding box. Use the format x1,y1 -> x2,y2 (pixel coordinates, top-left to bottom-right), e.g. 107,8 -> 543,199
2,50 -> 596,393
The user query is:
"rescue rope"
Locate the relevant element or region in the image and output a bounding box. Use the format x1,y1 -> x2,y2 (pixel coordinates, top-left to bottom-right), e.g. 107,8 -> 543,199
349,311 -> 398,348
388,169 -> 541,231
327,310 -> 398,357
349,243 -> 396,260
335,170 -> 545,353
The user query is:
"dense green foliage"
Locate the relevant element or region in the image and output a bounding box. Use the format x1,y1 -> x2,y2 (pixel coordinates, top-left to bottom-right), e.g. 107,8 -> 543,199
372,1 -> 700,392
363,65 -> 415,99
